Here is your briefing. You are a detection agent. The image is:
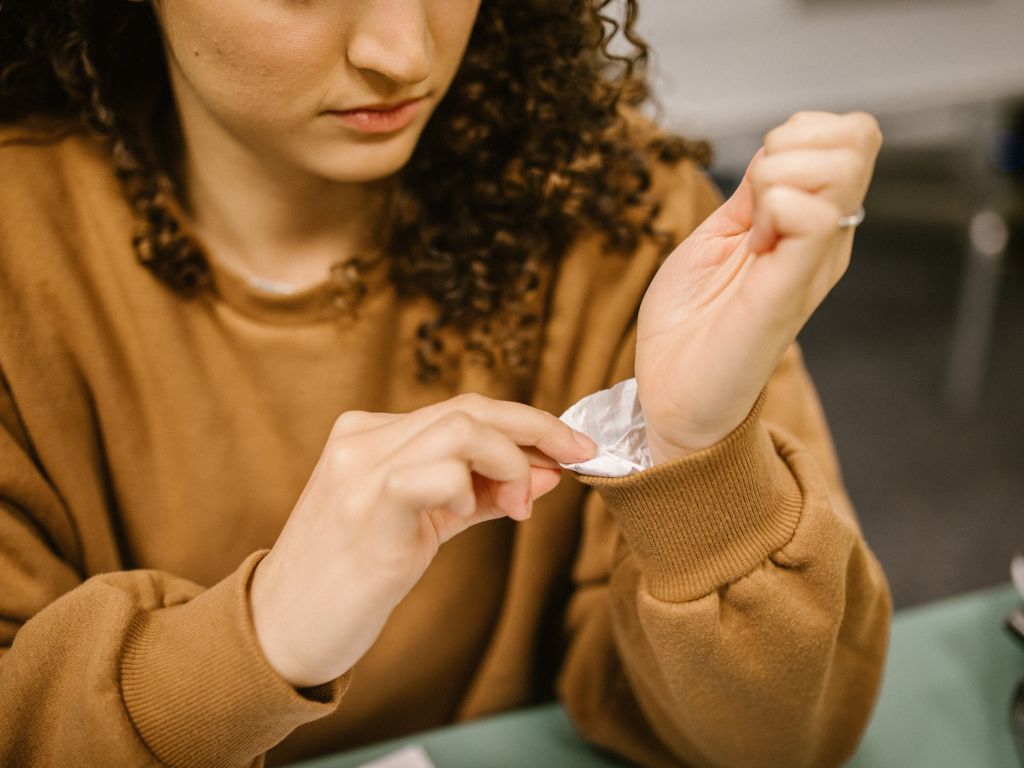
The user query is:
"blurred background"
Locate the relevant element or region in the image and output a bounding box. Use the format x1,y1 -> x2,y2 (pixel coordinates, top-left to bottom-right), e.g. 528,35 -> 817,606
635,0 -> 1024,608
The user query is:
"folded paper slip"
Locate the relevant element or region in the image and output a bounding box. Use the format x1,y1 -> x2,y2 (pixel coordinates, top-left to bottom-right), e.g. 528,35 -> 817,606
558,377 -> 652,478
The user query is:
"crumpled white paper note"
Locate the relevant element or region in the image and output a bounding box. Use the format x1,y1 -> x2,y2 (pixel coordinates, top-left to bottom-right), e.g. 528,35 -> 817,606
356,744 -> 436,768
558,377 -> 652,477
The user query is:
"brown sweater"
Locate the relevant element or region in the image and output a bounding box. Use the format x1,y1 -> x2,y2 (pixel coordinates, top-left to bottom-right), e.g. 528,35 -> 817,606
0,122 -> 891,768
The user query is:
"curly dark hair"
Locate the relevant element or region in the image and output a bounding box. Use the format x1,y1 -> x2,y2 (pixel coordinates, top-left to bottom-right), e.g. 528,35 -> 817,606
0,0 -> 712,385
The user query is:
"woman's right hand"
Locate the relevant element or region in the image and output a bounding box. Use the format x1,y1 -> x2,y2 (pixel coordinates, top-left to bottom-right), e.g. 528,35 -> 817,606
248,393 -> 599,688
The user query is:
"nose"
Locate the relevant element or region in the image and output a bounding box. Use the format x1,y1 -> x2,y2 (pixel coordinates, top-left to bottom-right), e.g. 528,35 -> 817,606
347,0 -> 433,85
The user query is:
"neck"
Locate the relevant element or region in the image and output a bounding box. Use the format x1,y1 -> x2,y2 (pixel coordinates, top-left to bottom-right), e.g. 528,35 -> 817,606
179,121 -> 391,290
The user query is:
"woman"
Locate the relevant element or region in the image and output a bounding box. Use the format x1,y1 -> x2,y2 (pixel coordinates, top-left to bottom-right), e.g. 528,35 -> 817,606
0,1 -> 891,766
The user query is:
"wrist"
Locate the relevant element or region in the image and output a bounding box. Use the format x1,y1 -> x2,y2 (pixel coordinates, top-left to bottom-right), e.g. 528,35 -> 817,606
646,430 -> 697,465
644,394 -> 765,466
248,554 -> 325,688
247,549 -> 399,689
645,421 -> 735,465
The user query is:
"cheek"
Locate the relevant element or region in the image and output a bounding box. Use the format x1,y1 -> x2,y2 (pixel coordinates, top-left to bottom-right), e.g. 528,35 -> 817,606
433,0 -> 482,61
160,0 -> 337,125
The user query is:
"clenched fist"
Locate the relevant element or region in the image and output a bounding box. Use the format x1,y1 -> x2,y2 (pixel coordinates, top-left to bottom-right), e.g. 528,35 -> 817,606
635,111 -> 883,463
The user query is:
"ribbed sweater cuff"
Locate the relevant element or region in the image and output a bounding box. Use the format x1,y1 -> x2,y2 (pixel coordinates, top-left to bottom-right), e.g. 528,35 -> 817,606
120,550 -> 350,768
573,392 -> 803,602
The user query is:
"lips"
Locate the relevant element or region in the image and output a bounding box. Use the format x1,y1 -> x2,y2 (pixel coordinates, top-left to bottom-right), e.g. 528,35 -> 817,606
339,96 -> 424,113
327,96 -> 427,134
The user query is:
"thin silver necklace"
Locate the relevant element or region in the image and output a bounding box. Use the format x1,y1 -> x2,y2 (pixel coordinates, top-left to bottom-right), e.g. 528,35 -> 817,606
245,274 -> 300,295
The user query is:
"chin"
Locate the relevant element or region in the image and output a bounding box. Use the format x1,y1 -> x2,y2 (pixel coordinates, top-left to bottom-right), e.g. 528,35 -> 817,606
307,134 -> 421,184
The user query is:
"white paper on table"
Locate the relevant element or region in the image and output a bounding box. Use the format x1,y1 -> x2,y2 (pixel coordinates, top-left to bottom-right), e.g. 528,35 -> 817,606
557,377 -> 652,478
355,744 -> 437,768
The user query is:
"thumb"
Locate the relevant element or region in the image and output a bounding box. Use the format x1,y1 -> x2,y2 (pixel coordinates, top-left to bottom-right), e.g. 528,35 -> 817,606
698,146 -> 763,237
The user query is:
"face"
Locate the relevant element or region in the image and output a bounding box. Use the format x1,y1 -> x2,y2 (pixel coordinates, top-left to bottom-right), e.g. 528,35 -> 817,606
152,0 -> 482,184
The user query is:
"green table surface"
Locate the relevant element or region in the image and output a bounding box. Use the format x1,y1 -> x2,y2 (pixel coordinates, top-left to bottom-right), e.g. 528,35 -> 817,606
293,584 -> 1024,768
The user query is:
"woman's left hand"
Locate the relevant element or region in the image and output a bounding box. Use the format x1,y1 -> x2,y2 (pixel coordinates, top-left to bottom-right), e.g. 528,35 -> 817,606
635,111 -> 883,464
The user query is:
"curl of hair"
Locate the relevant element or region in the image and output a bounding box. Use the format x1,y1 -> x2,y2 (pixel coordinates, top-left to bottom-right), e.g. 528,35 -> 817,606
1,0 -> 712,385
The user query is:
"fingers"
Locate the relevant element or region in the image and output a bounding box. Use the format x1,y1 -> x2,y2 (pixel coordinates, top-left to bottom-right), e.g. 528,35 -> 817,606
429,394 -> 597,464
384,458 -> 476,521
520,445 -> 565,471
707,146 -> 765,234
746,111 -> 882,256
748,185 -> 848,270
750,148 -> 868,215
527,465 -> 564,499
332,395 -> 589,536
383,461 -> 561,548
385,410 -> 534,521
330,410 -> 400,437
764,111 -> 883,156
337,393 -> 596,467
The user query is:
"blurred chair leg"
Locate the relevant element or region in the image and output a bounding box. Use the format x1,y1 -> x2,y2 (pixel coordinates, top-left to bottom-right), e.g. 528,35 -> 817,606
943,208 -> 1008,413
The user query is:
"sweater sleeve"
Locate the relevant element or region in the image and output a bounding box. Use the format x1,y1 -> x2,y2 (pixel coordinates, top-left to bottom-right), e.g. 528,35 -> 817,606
554,175 -> 892,767
0,365 -> 350,767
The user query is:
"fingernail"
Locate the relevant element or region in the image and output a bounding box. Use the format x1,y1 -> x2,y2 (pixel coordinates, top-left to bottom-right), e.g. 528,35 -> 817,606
572,430 -> 598,460
512,492 -> 532,522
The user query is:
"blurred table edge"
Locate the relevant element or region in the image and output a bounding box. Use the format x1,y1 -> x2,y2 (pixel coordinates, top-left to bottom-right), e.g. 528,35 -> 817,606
286,583 -> 1023,768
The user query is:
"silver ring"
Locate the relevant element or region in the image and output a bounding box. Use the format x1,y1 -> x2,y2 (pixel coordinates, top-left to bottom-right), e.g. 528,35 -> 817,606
838,205 -> 866,230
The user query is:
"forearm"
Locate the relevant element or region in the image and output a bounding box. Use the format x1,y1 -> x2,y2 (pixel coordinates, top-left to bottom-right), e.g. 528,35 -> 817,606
564,404 -> 891,768
1,552 -> 347,767
612,474 -> 889,767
